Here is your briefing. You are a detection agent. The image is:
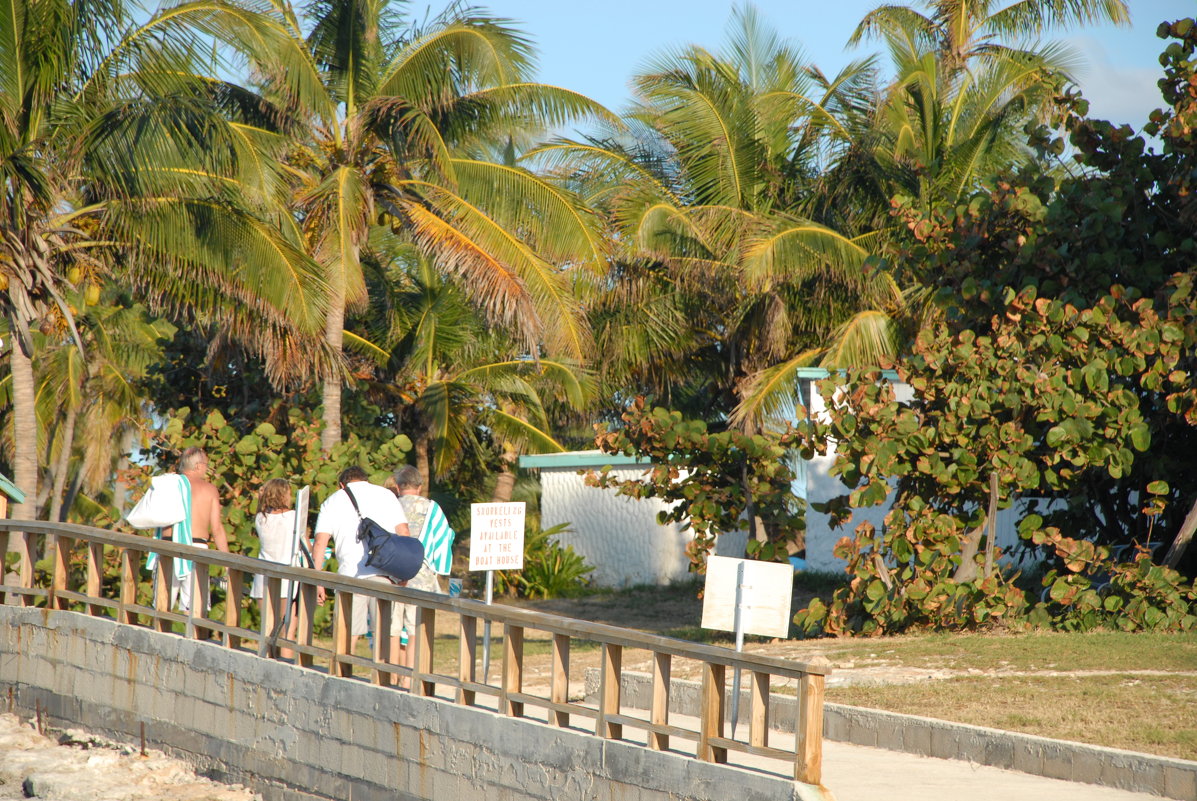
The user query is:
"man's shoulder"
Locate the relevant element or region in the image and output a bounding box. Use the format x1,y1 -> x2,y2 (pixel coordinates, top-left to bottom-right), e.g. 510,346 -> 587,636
317,489 -> 351,518
190,478 -> 219,498
399,494 -> 430,512
347,481 -> 398,502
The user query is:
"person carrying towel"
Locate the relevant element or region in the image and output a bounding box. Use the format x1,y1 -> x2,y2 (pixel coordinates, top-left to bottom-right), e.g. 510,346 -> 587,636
155,447 -> 230,612
388,466 -> 456,681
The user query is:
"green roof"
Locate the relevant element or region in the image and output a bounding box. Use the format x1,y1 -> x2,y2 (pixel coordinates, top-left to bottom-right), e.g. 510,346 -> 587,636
794,367 -> 901,380
518,450 -> 652,470
0,473 -> 26,503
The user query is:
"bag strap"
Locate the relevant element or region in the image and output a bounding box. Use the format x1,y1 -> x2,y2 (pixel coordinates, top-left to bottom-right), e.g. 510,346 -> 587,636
342,485 -> 363,520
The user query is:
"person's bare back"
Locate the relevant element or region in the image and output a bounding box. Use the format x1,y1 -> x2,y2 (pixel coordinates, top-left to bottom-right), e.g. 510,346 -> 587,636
178,448 -> 229,552
187,477 -> 229,551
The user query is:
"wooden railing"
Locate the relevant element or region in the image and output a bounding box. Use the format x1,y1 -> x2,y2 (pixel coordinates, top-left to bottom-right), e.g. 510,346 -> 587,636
0,520 -> 830,784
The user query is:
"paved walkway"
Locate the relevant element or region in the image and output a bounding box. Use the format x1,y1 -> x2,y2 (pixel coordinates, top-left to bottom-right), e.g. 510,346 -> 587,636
820,739 -> 1163,801
509,687 -> 1168,801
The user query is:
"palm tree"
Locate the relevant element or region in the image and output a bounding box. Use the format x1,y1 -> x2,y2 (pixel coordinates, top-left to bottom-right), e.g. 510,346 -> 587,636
731,1 -> 1133,427
0,0 -> 327,519
354,243 -> 592,496
33,294 -> 174,521
537,6 -> 898,424
850,0 -> 1129,69
211,0 -> 613,453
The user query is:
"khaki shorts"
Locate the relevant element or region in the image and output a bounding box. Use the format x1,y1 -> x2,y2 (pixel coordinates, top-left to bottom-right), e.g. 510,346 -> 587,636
394,565 -> 442,642
338,574 -> 395,637
340,569 -> 444,640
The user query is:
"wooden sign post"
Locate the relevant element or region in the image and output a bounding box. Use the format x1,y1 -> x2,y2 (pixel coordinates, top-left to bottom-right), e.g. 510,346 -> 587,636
701,556 -> 794,737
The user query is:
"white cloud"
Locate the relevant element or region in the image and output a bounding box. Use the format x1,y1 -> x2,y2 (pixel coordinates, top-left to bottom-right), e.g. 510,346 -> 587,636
1066,35 -> 1163,129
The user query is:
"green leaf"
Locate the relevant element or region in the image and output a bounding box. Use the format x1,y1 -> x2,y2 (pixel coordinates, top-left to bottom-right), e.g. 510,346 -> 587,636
1045,425 -> 1067,447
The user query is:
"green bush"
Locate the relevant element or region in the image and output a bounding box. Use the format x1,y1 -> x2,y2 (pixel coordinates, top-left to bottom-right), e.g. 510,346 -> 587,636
496,523 -> 594,600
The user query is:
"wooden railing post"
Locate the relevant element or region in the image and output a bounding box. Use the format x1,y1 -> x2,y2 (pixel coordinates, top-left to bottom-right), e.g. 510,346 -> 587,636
119,548 -> 140,625
699,662 -> 727,763
373,597 -> 393,687
414,606 -> 436,697
795,661 -> 828,785
50,534 -> 72,610
86,542 -> 104,617
750,670 -> 770,749
596,643 -> 622,740
650,651 -> 671,750
331,591 -> 353,677
295,582 -> 316,668
225,568 -> 244,650
502,624 -> 524,717
153,556 -> 172,632
16,531 -> 34,606
457,615 -> 477,706
188,566 -> 210,639
551,633 -> 570,727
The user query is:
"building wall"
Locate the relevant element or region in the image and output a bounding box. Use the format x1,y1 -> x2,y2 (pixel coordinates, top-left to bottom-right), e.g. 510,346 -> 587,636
0,607 -> 820,801
539,464 -> 696,588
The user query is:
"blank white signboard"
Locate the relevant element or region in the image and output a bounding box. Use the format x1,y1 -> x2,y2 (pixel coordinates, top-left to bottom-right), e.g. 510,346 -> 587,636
701,555 -> 794,639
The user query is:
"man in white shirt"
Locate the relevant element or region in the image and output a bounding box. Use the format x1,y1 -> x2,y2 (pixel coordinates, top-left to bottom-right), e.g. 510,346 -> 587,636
313,466 -> 411,654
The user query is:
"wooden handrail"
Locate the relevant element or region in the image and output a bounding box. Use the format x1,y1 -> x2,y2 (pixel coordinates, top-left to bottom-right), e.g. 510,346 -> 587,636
0,518 -> 829,784
0,519 -> 829,677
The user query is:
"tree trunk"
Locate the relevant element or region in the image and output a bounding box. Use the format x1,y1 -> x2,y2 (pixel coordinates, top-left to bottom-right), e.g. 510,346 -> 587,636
982,473 -> 999,579
491,451 -> 517,503
62,471 -> 83,525
414,429 -> 431,496
954,473 -> 999,583
48,405 -> 78,522
112,428 -> 136,514
1163,497 -> 1197,569
8,321 -> 38,521
321,295 -> 345,454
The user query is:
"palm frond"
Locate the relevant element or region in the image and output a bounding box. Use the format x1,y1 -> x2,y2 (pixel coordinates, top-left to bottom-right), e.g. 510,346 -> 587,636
484,406 -> 566,455
730,348 -> 822,431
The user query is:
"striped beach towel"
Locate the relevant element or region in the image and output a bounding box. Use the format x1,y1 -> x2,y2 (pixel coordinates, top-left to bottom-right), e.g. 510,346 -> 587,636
144,474 -> 193,579
398,494 -> 456,575
419,499 -> 455,575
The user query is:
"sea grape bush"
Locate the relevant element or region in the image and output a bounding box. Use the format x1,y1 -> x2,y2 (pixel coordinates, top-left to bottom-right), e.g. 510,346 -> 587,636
588,398 -> 806,568
796,19 -> 1197,635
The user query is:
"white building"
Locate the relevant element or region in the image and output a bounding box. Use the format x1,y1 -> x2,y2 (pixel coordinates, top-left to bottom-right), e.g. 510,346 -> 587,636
518,452 -> 751,588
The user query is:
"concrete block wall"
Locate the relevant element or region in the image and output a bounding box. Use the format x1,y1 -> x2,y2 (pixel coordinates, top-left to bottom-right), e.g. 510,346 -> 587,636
592,669 -> 1197,800
0,608 -> 827,801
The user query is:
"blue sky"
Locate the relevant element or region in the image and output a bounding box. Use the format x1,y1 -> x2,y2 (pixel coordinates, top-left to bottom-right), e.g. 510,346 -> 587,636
468,0 -> 1191,129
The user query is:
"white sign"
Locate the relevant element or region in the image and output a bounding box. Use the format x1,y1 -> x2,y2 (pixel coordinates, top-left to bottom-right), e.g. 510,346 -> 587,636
701,556 -> 794,639
469,502 -> 526,571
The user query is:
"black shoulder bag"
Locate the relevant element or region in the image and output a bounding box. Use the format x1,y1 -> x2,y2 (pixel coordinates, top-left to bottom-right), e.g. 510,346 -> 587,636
343,486 -> 425,582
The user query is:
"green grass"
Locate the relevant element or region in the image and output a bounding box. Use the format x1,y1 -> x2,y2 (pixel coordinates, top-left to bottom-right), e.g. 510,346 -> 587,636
829,673 -> 1197,761
806,630 -> 1197,673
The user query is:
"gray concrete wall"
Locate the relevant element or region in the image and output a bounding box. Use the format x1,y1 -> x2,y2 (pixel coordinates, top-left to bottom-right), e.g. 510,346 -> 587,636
0,607 -> 827,801
589,669 -> 1197,801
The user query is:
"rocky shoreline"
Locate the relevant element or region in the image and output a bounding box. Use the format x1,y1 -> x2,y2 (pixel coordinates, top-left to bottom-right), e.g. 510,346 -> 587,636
0,714 -> 258,801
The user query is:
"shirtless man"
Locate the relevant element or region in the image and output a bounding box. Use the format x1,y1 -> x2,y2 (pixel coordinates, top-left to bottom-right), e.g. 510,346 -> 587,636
179,447 -> 230,553
170,447 -> 229,612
